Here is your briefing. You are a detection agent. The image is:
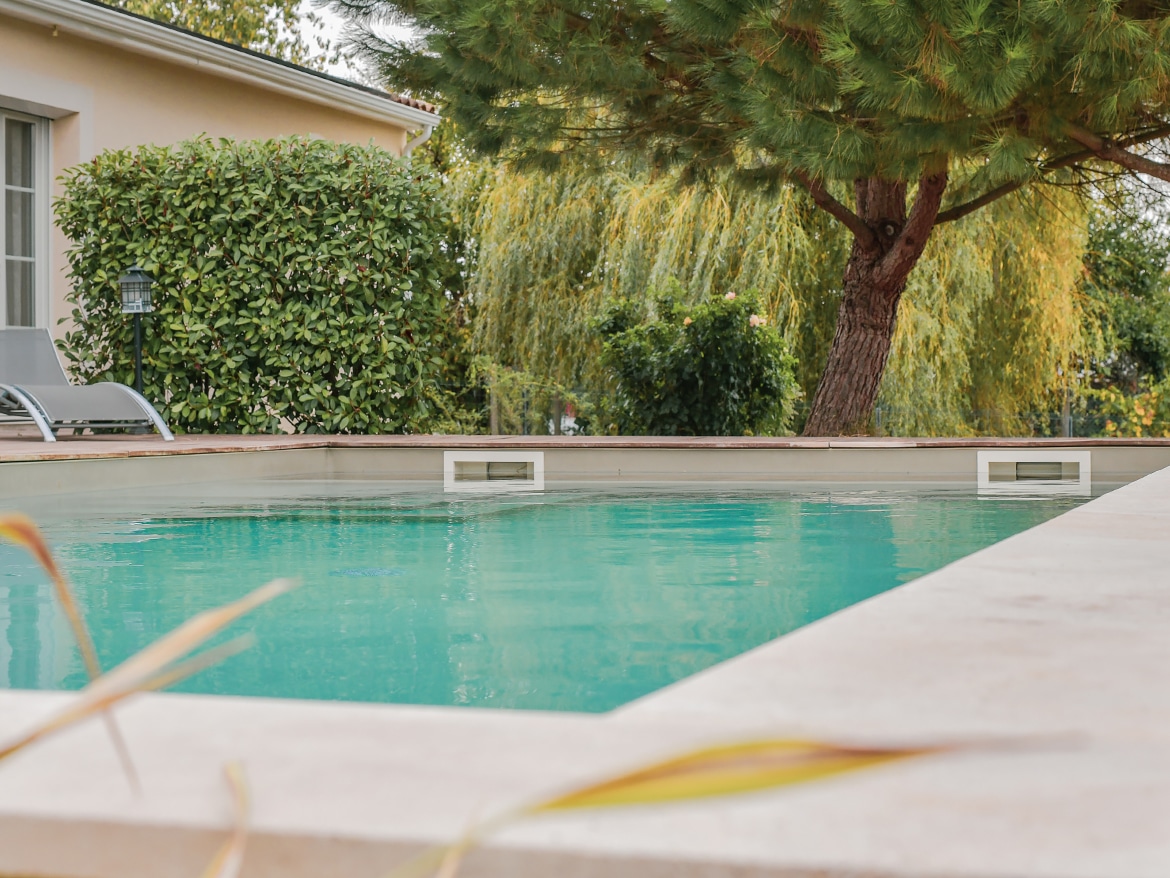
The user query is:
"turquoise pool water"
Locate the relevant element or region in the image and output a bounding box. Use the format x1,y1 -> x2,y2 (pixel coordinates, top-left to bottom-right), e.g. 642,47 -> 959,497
0,483 -> 1089,712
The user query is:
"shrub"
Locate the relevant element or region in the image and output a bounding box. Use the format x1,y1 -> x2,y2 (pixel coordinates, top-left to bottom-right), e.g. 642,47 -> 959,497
1090,381 -> 1170,438
56,137 -> 457,434
597,288 -> 800,435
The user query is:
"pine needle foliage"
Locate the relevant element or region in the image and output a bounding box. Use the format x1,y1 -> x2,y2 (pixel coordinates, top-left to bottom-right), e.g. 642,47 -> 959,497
338,0 -> 1170,184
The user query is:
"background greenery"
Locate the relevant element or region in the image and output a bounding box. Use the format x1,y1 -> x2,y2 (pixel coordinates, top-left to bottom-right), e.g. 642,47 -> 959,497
56,137 -> 460,434
1076,188 -> 1170,437
598,289 -> 800,436
335,0 -> 1170,434
445,147 -> 1099,436
54,130 -> 1170,438
111,0 -> 340,71
70,1 -> 1170,439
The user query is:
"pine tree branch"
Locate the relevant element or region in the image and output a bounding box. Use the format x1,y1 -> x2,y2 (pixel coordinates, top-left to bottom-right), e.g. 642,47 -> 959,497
935,180 -> 1023,223
875,169 -> 947,287
1063,122 -> 1170,183
935,124 -> 1170,224
791,171 -> 877,250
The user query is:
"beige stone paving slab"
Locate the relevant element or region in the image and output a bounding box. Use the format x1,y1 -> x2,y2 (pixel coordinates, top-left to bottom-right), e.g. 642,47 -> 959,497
616,575 -> 1170,739
2,691 -> 1165,878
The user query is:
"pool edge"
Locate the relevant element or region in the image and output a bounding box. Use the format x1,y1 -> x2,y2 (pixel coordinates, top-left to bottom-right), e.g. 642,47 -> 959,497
0,463 -> 1166,875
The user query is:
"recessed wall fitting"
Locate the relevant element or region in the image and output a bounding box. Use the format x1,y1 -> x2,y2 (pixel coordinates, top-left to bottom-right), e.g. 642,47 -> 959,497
977,449 -> 1091,496
443,450 -> 545,492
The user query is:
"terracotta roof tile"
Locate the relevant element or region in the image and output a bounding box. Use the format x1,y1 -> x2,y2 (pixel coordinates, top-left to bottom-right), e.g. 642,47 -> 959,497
383,93 -> 438,114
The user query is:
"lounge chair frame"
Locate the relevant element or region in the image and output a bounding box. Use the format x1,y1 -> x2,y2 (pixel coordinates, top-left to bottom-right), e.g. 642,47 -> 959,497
0,329 -> 174,442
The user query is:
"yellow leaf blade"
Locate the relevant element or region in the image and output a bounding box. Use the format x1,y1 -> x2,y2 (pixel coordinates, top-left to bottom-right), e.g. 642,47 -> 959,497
380,740 -> 945,876
84,578 -> 296,704
531,739 -> 941,812
0,579 -> 293,764
382,845 -> 452,878
383,818 -> 495,878
0,513 -> 103,679
0,638 -> 252,764
0,513 -> 140,790
199,762 -> 251,878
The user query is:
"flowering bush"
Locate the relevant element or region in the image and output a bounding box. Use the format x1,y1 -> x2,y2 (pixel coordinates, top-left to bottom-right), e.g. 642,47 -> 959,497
596,289 -> 800,435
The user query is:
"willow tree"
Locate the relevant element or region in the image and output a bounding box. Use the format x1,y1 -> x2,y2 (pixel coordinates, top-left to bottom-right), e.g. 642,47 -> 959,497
460,157 -> 1091,435
337,0 -> 1170,434
462,159 -> 846,398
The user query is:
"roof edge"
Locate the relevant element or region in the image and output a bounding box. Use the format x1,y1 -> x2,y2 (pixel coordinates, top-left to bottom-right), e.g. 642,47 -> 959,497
0,0 -> 440,132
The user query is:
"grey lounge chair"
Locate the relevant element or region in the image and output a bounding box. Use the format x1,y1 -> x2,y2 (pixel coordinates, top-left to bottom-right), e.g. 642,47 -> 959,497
0,328 -> 174,442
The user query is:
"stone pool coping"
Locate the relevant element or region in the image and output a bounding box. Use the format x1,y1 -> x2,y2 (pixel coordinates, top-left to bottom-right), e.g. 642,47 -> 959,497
0,447 -> 1168,876
4,433 -> 1170,496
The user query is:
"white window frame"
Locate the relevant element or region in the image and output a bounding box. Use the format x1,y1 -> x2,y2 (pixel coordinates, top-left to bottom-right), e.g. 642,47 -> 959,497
0,110 -> 51,329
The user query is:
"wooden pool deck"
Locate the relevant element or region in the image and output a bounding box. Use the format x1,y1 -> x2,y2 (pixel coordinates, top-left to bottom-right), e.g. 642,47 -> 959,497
3,427 -> 1170,460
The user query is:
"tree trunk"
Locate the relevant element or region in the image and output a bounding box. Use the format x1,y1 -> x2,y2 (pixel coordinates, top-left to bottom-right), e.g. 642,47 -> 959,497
802,245 -> 905,435
550,395 -> 564,435
802,172 -> 948,436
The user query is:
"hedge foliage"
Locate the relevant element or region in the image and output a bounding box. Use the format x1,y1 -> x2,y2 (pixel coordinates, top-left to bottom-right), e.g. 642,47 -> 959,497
56,137 -> 456,433
597,288 -> 800,436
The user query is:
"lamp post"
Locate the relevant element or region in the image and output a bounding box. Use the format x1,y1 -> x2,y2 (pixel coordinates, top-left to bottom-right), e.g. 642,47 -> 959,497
118,265 -> 154,394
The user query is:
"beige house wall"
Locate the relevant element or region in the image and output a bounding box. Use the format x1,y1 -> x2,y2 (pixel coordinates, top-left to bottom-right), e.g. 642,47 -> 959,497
0,12 -> 416,336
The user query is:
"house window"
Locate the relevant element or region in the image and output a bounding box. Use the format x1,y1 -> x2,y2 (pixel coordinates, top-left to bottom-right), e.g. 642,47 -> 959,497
1,112 -> 47,328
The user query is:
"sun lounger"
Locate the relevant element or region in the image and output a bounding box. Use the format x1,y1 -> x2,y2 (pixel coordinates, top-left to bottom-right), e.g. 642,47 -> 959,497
0,328 -> 174,442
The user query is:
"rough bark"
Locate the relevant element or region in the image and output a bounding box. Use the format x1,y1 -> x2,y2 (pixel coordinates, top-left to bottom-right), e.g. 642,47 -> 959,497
802,171 -> 948,436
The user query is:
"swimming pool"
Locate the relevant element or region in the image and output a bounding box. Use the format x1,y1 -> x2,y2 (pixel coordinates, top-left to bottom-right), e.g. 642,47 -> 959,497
0,482 -> 1091,712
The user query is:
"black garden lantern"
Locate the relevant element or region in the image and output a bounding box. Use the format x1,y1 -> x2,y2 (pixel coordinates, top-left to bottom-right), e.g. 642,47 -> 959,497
118,265 -> 154,394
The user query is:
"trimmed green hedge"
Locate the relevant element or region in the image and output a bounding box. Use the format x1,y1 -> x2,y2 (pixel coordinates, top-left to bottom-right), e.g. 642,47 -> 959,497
56,137 -> 455,433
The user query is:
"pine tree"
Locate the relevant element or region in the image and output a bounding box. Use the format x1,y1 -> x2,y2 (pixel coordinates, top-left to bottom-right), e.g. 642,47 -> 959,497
336,0 -> 1170,434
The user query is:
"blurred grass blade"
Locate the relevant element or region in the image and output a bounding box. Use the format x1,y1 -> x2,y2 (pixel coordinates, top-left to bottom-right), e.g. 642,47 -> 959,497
384,828 -> 490,878
384,845 -> 453,878
200,762 -> 250,878
141,637 -> 255,695
82,578 -> 295,705
433,838 -> 472,878
0,514 -> 103,678
0,581 -> 295,764
384,738 -> 943,877
0,513 -> 139,791
531,739 -> 942,811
